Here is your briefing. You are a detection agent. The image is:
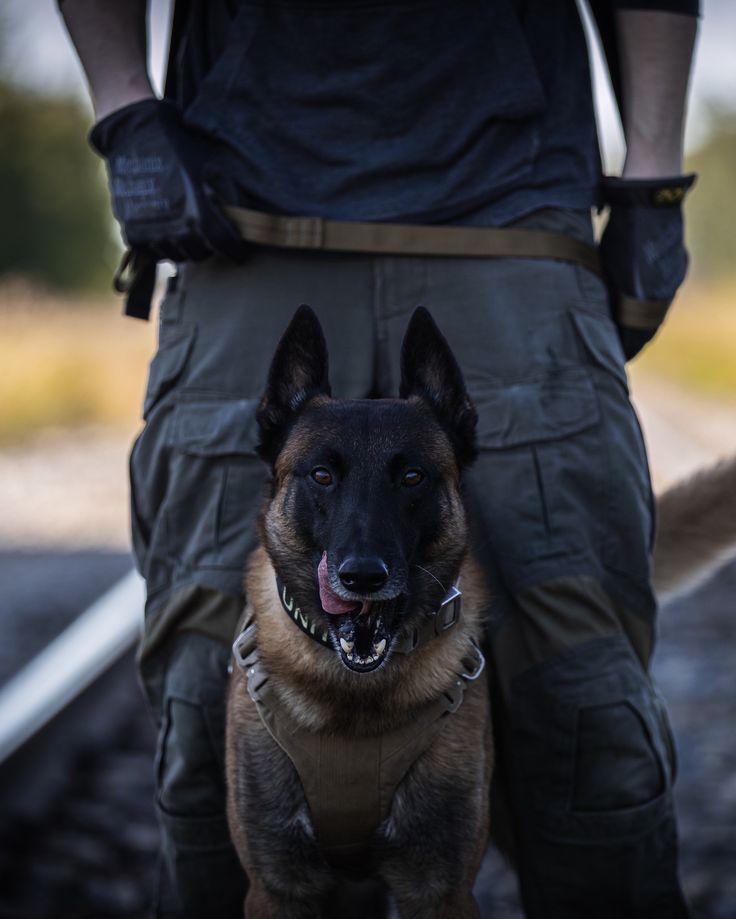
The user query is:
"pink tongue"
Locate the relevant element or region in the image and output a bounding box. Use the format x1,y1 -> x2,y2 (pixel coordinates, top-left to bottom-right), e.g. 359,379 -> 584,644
318,552 -> 360,615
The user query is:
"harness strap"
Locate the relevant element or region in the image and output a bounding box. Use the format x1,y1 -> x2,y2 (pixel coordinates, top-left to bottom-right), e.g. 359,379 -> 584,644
231,609 -> 485,874
223,205 -> 603,276
616,294 -> 671,331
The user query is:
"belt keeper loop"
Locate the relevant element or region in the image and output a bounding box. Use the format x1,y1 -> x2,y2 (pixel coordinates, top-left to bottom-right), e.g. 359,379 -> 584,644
306,216 -> 324,248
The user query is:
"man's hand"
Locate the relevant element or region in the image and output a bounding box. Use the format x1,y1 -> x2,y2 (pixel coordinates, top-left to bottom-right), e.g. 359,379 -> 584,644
600,174 -> 695,360
90,99 -> 246,262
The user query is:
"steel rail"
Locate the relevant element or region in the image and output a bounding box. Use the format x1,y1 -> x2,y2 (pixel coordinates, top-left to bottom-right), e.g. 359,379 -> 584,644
0,569 -> 145,763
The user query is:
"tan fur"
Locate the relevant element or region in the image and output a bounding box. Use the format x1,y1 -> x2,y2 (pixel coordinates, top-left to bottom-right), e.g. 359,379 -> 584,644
653,456 -> 736,598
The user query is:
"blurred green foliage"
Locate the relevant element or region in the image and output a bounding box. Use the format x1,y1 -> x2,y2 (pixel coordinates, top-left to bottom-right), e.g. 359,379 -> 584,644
685,111 -> 736,282
0,82 -> 120,293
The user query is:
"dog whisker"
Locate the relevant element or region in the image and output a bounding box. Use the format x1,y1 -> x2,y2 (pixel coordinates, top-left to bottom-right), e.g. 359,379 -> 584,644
413,564 -> 446,592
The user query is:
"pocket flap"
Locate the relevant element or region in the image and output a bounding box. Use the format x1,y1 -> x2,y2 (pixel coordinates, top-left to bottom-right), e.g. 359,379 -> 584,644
475,366 -> 599,449
169,399 -> 260,457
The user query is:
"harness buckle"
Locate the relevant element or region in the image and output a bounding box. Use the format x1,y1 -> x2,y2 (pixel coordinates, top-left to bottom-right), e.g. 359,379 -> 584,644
460,639 -> 486,682
443,679 -> 465,714
246,660 -> 269,703
232,623 -> 257,671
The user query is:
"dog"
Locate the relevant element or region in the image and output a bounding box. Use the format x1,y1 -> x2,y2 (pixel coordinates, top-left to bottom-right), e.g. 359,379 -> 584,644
225,304 -> 736,918
226,305 -> 491,918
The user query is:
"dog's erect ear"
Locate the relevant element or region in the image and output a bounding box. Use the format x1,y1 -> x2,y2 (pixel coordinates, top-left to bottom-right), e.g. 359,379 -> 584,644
400,307 -> 477,465
257,305 -> 331,463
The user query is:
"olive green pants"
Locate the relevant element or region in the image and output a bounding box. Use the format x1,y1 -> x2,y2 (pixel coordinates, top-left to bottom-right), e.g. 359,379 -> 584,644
131,209 -> 689,917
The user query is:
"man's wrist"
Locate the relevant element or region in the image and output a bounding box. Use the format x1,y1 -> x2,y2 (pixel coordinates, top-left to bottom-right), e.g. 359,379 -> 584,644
622,147 -> 683,180
93,79 -> 155,121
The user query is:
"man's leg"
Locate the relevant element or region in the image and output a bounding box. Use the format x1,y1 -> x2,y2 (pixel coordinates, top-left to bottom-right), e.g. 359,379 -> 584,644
379,209 -> 690,918
130,251 -> 378,917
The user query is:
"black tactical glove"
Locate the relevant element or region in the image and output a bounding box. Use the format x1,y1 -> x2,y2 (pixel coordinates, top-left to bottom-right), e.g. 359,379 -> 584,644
599,173 -> 696,361
89,98 -> 247,263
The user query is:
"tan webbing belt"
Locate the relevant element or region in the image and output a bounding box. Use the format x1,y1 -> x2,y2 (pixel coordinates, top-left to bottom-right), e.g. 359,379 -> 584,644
223,205 -> 603,277
119,205 -> 604,319
232,610 -> 485,874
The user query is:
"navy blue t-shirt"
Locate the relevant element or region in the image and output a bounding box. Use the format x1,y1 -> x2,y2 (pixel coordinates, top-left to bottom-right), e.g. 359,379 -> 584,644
169,0 -> 684,227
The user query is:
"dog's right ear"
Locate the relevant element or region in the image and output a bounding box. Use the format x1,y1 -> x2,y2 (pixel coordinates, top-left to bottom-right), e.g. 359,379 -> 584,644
257,305 -> 331,464
400,307 -> 477,466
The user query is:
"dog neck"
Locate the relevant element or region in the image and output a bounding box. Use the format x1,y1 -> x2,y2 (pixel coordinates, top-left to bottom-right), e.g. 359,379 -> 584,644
239,548 -> 487,735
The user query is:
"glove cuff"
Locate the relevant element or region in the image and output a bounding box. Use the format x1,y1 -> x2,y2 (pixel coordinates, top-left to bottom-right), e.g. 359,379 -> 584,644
89,98 -> 181,156
600,173 -> 697,208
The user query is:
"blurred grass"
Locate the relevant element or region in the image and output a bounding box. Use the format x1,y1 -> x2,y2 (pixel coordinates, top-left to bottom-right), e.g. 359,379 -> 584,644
0,280 -> 155,443
632,277 -> 736,397
0,275 -> 733,445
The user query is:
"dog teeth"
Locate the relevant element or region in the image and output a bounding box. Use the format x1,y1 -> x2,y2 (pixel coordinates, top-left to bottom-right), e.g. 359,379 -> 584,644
374,639 -> 386,656
340,638 -> 354,654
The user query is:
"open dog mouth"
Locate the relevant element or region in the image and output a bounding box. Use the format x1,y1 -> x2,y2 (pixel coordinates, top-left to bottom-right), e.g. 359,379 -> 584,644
331,605 -> 388,672
318,553 -> 391,673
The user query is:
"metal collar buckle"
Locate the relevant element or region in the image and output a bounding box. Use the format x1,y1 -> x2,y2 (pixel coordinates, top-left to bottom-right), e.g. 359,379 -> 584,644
435,585 -> 462,635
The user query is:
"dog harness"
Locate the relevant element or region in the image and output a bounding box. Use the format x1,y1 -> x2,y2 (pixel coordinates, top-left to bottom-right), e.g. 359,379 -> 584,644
231,584 -> 485,873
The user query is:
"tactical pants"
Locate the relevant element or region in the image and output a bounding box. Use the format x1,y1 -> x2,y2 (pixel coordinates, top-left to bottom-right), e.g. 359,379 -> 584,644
131,208 -> 690,918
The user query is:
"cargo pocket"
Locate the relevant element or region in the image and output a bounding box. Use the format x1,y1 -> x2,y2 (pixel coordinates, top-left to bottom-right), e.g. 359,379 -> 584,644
158,699 -> 227,818
163,398 -> 264,583
568,308 -> 628,393
469,364 -> 605,575
155,632 -> 230,820
152,633 -> 246,913
509,635 -> 674,844
143,323 -> 197,419
569,307 -> 656,571
128,322 -> 198,591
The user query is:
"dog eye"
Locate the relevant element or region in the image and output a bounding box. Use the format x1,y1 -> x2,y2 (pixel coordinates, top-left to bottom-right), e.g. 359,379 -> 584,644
311,467 -> 333,486
401,469 -> 424,487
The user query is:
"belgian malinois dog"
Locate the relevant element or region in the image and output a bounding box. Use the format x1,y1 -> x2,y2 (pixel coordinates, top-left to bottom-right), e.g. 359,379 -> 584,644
226,305 -> 491,918
225,304 -> 736,918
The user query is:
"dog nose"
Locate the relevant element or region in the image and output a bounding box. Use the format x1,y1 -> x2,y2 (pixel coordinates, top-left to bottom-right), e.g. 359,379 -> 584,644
338,556 -> 389,594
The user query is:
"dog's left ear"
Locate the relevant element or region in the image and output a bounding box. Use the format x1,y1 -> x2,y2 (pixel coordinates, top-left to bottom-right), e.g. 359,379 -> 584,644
400,307 -> 477,466
257,305 -> 331,464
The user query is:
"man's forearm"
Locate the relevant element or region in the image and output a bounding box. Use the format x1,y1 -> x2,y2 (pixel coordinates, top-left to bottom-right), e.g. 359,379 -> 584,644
615,9 -> 697,178
59,0 -> 154,119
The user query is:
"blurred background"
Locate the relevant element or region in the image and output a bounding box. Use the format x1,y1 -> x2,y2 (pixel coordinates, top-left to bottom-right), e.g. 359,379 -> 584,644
0,1 -> 734,917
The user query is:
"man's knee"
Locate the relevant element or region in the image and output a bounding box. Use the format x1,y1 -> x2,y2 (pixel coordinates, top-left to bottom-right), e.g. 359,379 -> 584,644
155,634 -> 230,813
506,636 -> 675,837
144,631 -> 247,917
501,635 -> 688,917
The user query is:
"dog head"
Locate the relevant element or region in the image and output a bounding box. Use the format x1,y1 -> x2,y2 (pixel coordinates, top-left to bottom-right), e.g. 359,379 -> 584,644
256,305 -> 477,674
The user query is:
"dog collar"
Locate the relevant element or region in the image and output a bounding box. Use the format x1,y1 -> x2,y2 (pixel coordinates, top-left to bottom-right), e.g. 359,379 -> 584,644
276,576 -> 333,648
274,574 -> 462,655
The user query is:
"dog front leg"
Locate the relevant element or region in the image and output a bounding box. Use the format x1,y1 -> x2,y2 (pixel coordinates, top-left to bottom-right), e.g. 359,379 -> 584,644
244,880 -> 329,919
393,889 -> 479,919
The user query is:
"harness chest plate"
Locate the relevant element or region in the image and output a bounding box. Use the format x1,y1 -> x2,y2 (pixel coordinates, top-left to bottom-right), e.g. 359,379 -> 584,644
231,604 -> 484,873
